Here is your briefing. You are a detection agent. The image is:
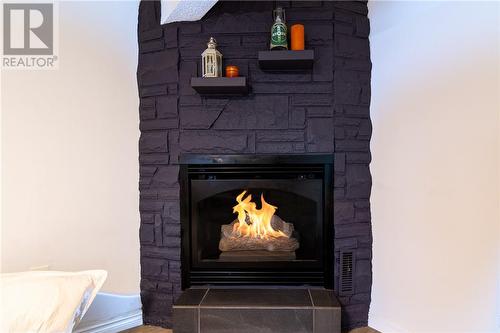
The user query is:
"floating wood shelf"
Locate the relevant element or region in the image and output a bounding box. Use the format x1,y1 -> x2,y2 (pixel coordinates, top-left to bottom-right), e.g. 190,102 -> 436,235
190,77 -> 248,95
258,50 -> 314,70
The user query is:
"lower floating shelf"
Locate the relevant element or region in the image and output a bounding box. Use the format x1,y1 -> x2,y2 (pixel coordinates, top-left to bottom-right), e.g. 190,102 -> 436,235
191,77 -> 248,95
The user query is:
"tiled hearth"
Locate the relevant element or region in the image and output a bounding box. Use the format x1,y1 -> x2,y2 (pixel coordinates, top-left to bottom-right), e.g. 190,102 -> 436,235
173,288 -> 340,333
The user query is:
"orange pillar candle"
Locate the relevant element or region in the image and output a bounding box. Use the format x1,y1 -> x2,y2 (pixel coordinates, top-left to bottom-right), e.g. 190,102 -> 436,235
291,24 -> 305,50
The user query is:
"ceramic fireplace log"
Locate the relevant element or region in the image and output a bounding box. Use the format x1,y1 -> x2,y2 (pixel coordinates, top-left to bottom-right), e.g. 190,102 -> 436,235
219,250 -> 296,262
219,235 -> 299,252
221,215 -> 295,238
218,217 -> 300,252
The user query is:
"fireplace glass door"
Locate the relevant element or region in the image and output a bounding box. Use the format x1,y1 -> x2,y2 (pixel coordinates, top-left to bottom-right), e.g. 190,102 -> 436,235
180,155 -> 333,288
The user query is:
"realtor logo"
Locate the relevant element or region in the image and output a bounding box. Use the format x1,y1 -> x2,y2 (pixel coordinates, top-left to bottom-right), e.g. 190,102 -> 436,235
2,2 -> 58,69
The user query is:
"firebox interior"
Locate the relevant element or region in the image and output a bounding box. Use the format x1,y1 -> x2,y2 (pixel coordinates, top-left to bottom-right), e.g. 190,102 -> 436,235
180,154 -> 333,288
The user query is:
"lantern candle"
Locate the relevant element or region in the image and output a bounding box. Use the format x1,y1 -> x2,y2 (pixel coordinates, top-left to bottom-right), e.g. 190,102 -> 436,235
201,37 -> 222,77
291,24 -> 305,51
225,65 -> 239,78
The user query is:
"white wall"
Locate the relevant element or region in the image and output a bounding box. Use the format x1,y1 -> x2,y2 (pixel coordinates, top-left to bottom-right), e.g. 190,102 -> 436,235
1,1 -> 140,294
369,1 -> 499,332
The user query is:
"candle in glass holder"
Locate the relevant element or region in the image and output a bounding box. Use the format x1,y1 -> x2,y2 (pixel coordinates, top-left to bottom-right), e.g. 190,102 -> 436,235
291,24 -> 305,51
225,65 -> 239,77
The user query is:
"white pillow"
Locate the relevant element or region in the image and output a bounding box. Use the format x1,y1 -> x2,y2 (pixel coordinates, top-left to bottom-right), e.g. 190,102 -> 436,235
0,270 -> 107,333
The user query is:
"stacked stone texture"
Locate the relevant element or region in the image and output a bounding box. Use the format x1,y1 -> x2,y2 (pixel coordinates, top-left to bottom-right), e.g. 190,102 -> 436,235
137,1 -> 372,330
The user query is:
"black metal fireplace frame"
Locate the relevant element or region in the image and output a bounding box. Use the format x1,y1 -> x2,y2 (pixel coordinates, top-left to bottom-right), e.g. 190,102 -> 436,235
179,154 -> 334,289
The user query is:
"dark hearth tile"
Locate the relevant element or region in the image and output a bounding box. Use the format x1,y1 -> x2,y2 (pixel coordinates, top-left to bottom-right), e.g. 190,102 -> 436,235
201,289 -> 312,307
174,288 -> 208,307
309,289 -> 341,308
200,308 -> 313,333
173,307 -> 198,333
314,308 -> 341,333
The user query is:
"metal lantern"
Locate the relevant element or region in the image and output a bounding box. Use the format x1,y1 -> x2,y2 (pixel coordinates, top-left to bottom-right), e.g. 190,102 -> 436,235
201,37 -> 222,77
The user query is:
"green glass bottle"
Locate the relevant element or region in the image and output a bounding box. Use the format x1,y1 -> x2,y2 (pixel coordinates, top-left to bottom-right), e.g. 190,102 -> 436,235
270,7 -> 287,50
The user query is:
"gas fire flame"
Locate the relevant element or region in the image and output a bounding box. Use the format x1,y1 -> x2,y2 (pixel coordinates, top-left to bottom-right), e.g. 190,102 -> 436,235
232,190 -> 288,239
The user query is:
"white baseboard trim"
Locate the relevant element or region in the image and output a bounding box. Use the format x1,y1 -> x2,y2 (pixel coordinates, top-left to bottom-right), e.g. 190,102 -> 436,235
74,292 -> 143,333
74,310 -> 143,333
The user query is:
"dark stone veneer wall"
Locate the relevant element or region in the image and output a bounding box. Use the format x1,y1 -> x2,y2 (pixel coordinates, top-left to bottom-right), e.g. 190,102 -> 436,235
137,1 -> 372,330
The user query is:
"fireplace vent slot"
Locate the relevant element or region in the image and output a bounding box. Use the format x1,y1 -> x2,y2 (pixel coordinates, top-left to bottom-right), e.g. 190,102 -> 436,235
340,250 -> 355,295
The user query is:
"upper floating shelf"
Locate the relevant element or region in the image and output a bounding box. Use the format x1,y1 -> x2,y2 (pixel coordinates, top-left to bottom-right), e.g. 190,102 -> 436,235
258,50 -> 314,70
190,77 -> 248,95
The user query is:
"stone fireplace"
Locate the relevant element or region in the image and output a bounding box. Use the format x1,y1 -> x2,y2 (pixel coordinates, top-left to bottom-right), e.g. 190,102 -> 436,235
137,0 -> 372,330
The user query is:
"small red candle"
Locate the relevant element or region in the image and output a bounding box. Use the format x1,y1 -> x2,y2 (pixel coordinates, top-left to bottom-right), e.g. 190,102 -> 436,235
225,65 -> 239,77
